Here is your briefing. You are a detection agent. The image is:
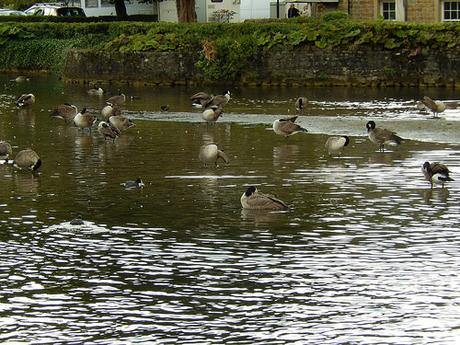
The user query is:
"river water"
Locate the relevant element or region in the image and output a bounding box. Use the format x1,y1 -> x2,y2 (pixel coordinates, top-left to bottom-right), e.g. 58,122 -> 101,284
1,74 -> 460,344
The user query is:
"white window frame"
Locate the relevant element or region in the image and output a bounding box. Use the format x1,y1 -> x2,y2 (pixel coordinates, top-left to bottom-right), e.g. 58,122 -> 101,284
442,0 -> 460,20
380,0 -> 405,21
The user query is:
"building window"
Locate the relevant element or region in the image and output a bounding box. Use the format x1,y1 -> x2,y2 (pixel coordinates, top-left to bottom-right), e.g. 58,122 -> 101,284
444,1 -> 460,20
85,0 -> 98,8
382,0 -> 396,20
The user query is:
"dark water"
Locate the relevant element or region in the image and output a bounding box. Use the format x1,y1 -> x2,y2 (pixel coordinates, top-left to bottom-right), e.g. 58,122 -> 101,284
1,74 -> 460,344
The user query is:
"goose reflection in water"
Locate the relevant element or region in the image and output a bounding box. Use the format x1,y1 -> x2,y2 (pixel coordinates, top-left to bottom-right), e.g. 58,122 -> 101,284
273,144 -> 300,167
13,173 -> 40,195
16,108 -> 35,128
240,208 -> 288,226
422,188 -> 450,205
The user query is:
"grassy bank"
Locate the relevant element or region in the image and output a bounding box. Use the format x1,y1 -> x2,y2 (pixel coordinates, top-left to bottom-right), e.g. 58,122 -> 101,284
1,14 -> 459,80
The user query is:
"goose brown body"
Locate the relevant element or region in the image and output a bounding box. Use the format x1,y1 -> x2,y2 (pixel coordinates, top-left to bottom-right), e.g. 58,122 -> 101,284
199,144 -> 229,166
109,115 -> 135,132
273,116 -> 308,138
421,96 -> 446,117
422,161 -> 454,188
0,141 -> 13,161
74,108 -> 96,130
51,103 -> 78,123
98,121 -> 120,141
366,121 -> 402,152
15,93 -> 35,108
240,186 -> 289,210
13,149 -> 41,171
325,136 -> 350,156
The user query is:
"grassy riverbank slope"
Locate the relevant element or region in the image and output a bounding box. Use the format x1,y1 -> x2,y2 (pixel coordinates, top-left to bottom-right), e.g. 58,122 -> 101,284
1,14 -> 459,86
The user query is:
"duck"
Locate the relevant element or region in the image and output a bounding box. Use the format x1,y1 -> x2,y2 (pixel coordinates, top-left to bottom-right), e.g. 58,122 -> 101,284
421,96 -> 446,118
191,91 -> 213,108
50,103 -> 78,123
422,161 -> 454,189
108,115 -> 135,132
295,97 -> 308,115
199,143 -> 229,167
202,105 -> 224,124
101,103 -> 122,121
15,93 -> 35,108
87,84 -> 104,96
97,121 -> 120,142
106,91 -> 126,106
74,108 -> 97,131
366,120 -> 402,152
325,136 -> 350,156
240,186 -> 289,211
273,116 -> 308,138
70,214 -> 84,225
121,178 -> 145,189
13,149 -> 41,171
0,141 -> 13,162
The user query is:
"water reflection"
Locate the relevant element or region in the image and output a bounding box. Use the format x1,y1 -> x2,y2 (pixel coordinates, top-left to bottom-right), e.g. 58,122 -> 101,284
1,75 -> 460,344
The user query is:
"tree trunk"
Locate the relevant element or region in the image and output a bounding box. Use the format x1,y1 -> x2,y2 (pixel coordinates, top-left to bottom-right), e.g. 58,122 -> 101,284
114,0 -> 128,18
176,0 -> 197,22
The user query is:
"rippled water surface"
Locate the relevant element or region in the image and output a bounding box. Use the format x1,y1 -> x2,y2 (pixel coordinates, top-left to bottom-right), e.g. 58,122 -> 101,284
1,75 -> 460,344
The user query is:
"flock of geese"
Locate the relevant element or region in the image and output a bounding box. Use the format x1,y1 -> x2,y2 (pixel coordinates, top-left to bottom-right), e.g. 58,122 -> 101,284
0,83 -> 456,213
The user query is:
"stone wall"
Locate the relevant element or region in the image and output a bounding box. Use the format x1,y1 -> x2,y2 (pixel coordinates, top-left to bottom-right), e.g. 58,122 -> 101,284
63,46 -> 460,87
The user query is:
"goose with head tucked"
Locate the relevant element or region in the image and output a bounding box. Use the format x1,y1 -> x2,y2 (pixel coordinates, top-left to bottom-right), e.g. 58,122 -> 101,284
295,97 -> 308,115
51,103 -> 78,123
15,93 -> 35,108
13,149 -> 41,171
422,161 -> 454,189
325,136 -> 350,156
106,91 -> 126,106
74,108 -> 97,131
87,84 -> 104,96
366,120 -> 402,152
421,96 -> 446,118
241,186 -> 289,211
0,141 -> 13,162
109,115 -> 135,132
273,115 -> 308,138
199,143 -> 229,167
98,121 -> 120,142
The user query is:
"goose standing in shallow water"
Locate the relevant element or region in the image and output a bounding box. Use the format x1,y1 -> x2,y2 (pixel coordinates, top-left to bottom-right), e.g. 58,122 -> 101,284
199,143 -> 229,167
325,136 -> 350,156
366,120 -> 402,152
106,92 -> 126,106
0,141 -> 13,162
15,93 -> 35,108
241,186 -> 289,210
273,116 -> 308,138
13,149 -> 41,171
109,115 -> 135,132
421,96 -> 446,118
295,97 -> 308,115
51,103 -> 78,123
101,103 -> 122,121
422,161 -> 454,189
98,121 -> 120,142
202,106 -> 224,124
74,108 -> 97,131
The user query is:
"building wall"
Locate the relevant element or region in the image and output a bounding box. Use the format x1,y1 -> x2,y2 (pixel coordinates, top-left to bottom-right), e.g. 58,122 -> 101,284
406,0 -> 440,22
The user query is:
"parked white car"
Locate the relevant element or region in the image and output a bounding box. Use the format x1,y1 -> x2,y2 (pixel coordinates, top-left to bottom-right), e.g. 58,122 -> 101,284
0,9 -> 26,15
24,3 -> 86,16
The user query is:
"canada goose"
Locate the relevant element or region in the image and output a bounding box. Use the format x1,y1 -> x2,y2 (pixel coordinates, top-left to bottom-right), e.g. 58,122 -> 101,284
421,96 -> 446,118
295,97 -> 308,115
97,121 -> 120,141
70,214 -> 84,225
13,76 -> 30,82
422,161 -> 454,189
366,120 -> 402,152
205,91 -> 231,108
121,178 -> 145,189
160,105 -> 169,112
0,141 -> 13,162
240,186 -> 289,210
13,149 -> 41,171
325,136 -> 350,156
51,103 -> 78,123
87,85 -> 104,96
101,103 -> 122,121
273,116 -> 308,138
202,106 -> 224,124
106,92 -> 126,106
199,143 -> 229,167
191,91 -> 213,108
109,115 -> 135,132
74,108 -> 97,131
15,93 -> 35,108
